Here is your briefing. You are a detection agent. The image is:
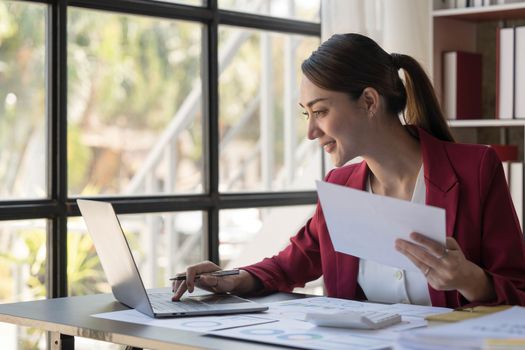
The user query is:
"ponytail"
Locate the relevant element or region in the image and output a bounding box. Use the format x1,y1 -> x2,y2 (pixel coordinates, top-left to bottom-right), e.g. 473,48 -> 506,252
391,53 -> 454,142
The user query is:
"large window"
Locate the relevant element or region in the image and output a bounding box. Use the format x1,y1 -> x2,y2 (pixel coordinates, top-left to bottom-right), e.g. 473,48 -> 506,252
0,0 -> 320,348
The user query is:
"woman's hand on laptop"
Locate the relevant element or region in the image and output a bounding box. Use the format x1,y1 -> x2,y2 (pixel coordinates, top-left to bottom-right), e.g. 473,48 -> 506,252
171,261 -> 260,301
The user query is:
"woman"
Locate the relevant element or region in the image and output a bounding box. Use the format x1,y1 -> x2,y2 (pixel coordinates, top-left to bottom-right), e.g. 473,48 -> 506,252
172,33 -> 525,307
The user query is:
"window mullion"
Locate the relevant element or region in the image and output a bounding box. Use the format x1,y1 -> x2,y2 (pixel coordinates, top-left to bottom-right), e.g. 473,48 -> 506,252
46,0 -> 68,299
205,0 -> 220,264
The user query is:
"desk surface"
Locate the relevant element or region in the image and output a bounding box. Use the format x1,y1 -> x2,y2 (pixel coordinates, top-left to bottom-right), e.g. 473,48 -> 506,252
0,290 -> 307,350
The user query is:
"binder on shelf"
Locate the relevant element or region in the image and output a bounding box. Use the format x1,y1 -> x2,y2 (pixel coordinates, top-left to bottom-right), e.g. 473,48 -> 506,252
489,144 -> 518,162
509,162 -> 523,229
516,27 -> 525,119
496,27 -> 514,119
491,143 -> 525,230
443,51 -> 482,120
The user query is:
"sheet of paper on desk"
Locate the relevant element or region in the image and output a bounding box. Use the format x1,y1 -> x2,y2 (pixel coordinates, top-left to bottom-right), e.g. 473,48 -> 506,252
217,303 -> 445,350
262,297 -> 446,331
92,309 -> 276,332
398,306 -> 525,349
264,296 -> 392,319
262,297 -> 387,322
380,303 -> 452,318
316,181 -> 446,271
264,297 -> 451,318
211,318 -> 395,350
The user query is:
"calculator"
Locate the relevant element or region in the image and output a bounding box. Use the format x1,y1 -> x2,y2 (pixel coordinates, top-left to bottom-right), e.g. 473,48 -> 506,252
305,310 -> 402,330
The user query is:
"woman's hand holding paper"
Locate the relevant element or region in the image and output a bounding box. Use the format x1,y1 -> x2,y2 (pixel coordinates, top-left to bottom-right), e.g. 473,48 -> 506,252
395,233 -> 496,303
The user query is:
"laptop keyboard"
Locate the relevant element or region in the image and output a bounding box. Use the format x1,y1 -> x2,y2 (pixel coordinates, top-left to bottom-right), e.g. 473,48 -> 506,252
149,292 -> 211,312
148,292 -> 252,313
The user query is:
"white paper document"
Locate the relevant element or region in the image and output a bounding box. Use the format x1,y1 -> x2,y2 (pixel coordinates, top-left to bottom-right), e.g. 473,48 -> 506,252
262,297 -> 388,322
210,297 -> 444,350
380,303 -> 451,318
212,318 -> 394,350
92,309 -> 276,332
398,306 -> 525,349
262,296 -> 449,320
261,297 -> 446,331
316,181 -> 446,271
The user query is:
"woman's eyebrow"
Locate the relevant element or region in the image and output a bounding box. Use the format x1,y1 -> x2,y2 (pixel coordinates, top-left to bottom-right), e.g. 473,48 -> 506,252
299,97 -> 329,108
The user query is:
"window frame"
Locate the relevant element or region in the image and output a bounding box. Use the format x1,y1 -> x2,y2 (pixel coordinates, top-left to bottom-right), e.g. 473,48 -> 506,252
5,0 -> 320,299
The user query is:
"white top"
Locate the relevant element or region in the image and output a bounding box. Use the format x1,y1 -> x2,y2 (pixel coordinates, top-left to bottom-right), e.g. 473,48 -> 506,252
357,166 -> 432,306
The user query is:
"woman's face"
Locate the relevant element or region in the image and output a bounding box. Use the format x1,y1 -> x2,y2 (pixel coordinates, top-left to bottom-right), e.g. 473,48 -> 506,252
299,75 -> 369,167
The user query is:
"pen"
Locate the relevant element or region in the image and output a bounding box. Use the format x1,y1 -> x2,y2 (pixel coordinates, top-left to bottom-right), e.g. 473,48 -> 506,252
169,269 -> 240,281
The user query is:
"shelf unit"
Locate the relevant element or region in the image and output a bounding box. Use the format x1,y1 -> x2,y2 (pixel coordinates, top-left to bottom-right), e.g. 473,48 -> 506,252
431,1 -> 525,228
433,2 -> 525,21
448,119 -> 525,127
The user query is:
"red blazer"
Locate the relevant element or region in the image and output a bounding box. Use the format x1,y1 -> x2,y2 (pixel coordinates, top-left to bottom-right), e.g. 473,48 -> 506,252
242,127 -> 525,308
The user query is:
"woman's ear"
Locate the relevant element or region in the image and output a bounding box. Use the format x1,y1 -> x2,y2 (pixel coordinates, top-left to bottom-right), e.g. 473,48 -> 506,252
361,87 -> 380,117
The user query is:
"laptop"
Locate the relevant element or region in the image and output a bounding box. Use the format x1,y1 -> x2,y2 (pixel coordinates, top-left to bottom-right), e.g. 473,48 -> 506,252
77,199 -> 268,318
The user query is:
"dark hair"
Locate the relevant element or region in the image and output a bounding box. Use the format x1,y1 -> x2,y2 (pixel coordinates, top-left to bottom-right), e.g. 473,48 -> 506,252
301,33 -> 454,142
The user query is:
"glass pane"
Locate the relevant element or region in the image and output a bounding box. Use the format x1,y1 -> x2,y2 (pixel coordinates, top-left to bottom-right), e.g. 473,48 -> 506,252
0,1 -> 47,199
0,219 -> 47,349
219,205 -> 314,266
219,205 -> 322,294
219,27 -> 321,192
219,0 -> 320,22
68,9 -> 204,196
69,211 -> 205,294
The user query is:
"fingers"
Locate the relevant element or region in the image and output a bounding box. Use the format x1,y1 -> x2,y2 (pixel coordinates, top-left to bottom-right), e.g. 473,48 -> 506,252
172,276 -> 220,301
409,232 -> 449,258
185,266 -> 198,293
172,280 -> 188,301
197,275 -> 221,292
396,234 -> 476,293
396,234 -> 467,284
171,260 -> 221,300
172,278 -> 184,295
395,233 -> 452,278
185,261 -> 221,292
197,274 -> 237,293
399,247 -> 432,276
395,237 -> 442,269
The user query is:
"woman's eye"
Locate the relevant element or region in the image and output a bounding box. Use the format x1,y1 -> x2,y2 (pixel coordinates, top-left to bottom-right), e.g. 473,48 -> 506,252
312,110 -> 325,118
300,110 -> 326,120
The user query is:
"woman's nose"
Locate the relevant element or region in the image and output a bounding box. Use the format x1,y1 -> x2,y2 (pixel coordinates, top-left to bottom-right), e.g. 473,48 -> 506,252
307,117 -> 321,140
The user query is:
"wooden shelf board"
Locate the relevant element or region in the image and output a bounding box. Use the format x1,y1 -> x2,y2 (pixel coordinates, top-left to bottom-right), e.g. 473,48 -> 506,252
433,3 -> 525,21
448,119 -> 525,127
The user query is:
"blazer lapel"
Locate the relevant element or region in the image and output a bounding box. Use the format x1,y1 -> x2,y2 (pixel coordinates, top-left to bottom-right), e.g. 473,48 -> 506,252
418,128 -> 460,307
344,161 -> 369,190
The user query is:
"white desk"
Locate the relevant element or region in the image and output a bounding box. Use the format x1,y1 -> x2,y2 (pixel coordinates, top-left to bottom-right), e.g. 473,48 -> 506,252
0,290 -> 307,350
